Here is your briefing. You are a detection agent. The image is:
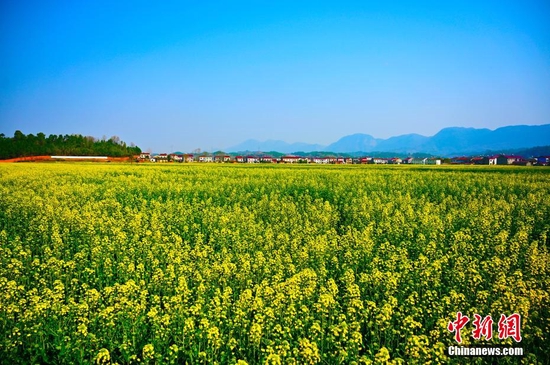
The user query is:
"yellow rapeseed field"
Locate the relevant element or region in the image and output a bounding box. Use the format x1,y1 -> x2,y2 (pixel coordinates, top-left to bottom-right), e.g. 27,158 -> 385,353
0,163 -> 548,364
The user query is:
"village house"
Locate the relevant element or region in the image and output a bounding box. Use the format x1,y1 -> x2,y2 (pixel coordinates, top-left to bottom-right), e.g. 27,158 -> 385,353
246,156 -> 259,163
373,158 -> 388,164
515,158 -> 535,166
155,153 -> 168,162
170,154 -> 183,162
198,155 -> 213,163
388,158 -> 402,164
426,158 -> 441,165
496,155 -> 523,165
450,156 -> 470,164
183,154 -> 194,163
313,157 -> 330,164
281,155 -> 300,163
139,152 -> 151,161
214,155 -> 231,163
471,156 -> 489,165
411,158 -> 427,164
260,156 -> 276,163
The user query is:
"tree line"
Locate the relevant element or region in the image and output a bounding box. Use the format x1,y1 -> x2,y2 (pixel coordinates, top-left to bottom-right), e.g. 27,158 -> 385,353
0,131 -> 141,159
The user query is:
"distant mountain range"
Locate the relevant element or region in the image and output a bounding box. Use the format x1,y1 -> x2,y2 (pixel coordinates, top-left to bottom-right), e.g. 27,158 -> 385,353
226,124 -> 550,156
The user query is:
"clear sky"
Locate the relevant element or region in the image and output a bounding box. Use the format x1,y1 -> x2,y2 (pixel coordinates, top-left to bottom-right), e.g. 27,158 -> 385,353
1,1 -> 549,152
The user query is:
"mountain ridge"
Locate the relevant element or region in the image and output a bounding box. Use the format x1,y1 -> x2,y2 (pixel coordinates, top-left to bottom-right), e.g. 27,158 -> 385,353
226,124 -> 550,156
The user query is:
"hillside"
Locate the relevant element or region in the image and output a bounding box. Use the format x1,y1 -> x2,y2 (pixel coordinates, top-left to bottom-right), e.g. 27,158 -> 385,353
0,131 -> 141,159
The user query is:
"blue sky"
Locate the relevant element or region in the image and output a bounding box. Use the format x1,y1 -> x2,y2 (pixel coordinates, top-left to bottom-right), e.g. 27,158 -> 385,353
1,1 -> 549,152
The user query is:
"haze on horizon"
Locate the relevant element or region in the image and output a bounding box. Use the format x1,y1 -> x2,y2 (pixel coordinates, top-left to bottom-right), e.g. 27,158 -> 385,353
1,1 -> 549,153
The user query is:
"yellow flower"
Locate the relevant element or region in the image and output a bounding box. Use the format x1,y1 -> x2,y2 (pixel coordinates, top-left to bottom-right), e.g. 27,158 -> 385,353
95,348 -> 110,364
142,344 -> 155,361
